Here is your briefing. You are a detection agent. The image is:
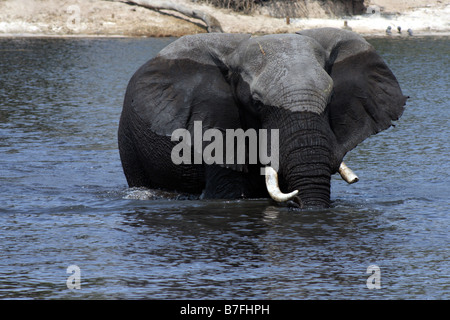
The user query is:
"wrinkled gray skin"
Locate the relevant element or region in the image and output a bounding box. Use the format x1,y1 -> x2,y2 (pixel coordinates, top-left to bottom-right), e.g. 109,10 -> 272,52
118,28 -> 407,208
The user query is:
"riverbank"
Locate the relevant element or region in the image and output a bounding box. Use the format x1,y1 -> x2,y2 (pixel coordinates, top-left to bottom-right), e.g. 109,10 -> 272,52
0,0 -> 448,37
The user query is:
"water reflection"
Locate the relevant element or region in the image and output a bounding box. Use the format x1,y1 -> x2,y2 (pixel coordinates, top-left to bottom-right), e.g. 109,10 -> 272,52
110,198 -> 394,299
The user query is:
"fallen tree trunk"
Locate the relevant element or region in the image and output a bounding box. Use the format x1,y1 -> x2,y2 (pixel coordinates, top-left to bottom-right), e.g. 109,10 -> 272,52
120,0 -> 223,33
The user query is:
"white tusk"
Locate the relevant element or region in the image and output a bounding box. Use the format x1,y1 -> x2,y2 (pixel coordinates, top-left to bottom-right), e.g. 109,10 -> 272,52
264,167 -> 299,202
339,162 -> 359,184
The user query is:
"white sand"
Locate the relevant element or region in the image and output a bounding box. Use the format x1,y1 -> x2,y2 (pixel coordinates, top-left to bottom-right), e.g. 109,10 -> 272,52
290,4 -> 450,36
248,0 -> 450,35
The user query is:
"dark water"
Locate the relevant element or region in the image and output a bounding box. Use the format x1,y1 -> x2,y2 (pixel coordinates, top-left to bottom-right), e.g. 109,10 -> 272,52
0,36 -> 448,300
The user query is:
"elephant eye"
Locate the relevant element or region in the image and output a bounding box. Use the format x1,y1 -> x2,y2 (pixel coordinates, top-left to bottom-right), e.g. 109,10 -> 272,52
251,92 -> 262,102
252,100 -> 265,113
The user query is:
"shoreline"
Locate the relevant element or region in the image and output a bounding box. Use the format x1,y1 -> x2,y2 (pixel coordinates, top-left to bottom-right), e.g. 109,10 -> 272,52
0,0 -> 449,38
1,32 -> 449,39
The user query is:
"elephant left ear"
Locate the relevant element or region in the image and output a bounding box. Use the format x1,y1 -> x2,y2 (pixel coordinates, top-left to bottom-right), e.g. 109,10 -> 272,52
297,28 -> 408,158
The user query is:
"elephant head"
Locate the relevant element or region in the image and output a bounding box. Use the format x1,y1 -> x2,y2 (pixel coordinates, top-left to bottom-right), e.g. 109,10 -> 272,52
119,28 -> 407,208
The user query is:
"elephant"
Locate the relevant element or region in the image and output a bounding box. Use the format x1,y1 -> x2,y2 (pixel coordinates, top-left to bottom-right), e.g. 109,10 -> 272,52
118,28 -> 407,208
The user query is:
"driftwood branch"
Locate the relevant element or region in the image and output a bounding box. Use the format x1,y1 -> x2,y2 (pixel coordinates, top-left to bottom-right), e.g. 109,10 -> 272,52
121,0 -> 223,33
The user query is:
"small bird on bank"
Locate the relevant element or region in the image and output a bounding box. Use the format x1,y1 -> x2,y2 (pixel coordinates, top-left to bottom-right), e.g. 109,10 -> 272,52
342,20 -> 352,31
386,26 -> 392,35
397,26 -> 402,34
407,28 -> 413,36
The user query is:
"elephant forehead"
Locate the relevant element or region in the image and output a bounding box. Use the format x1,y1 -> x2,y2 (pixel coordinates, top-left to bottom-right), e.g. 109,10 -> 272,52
237,35 -> 332,114
236,34 -> 329,90
239,34 -> 326,71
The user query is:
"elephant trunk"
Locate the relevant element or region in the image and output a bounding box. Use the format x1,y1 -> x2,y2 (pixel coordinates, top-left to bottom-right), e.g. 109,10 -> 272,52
262,108 -> 334,208
283,151 -> 332,207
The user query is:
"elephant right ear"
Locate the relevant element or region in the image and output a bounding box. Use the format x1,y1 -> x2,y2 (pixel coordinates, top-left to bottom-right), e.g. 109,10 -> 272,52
297,28 -> 408,159
128,33 -> 251,137
125,33 -> 252,171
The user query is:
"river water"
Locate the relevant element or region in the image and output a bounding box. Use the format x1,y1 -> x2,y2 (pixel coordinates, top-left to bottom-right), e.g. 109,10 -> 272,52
0,36 -> 448,300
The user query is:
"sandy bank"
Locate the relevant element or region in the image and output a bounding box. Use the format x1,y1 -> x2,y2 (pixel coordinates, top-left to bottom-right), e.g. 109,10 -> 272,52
0,0 -> 448,37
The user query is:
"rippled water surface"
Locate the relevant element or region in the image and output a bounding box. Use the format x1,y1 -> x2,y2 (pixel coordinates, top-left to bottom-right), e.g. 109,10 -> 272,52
0,36 -> 448,299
